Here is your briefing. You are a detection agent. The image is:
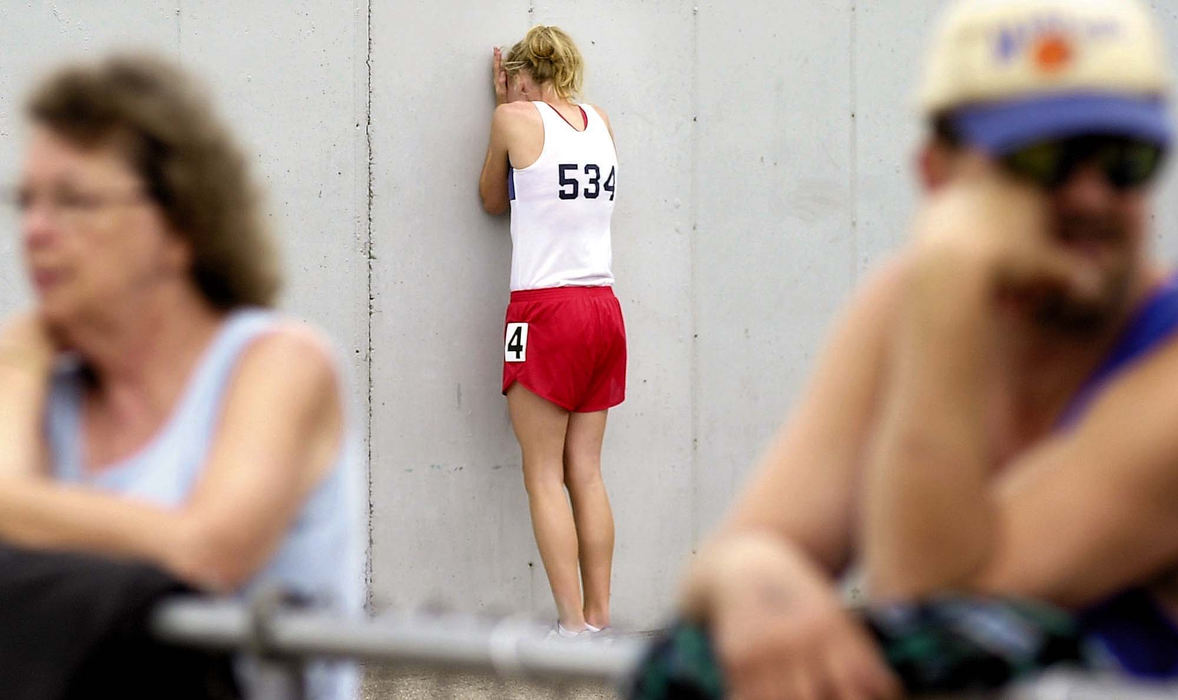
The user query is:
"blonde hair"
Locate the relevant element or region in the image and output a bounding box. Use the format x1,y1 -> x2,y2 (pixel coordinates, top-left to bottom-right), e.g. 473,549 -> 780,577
28,53 -> 281,310
504,25 -> 584,100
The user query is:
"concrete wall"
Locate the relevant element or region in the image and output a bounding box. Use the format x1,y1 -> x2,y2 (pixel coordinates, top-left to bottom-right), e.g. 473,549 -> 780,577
3,1 -> 1178,632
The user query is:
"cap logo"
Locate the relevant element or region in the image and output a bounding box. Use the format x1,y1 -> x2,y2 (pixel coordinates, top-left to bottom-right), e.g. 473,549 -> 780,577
994,13 -> 1121,68
1033,33 -> 1072,72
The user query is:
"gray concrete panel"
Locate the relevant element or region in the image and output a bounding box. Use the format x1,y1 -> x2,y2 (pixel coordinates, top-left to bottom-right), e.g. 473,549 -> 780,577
368,0 -> 540,616
176,0 -> 370,383
692,0 -> 856,537
1145,1 -> 1178,262
852,1 -> 939,272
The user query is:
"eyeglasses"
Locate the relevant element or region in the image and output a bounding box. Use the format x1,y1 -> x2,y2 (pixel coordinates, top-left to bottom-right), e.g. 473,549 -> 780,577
1001,136 -> 1167,191
1,186 -> 149,223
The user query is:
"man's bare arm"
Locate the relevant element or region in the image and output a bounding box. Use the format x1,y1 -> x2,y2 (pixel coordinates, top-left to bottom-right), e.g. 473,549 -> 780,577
861,247 -> 996,597
869,327 -> 1178,606
862,161 -> 1178,605
973,338 -> 1178,606
679,258 -> 907,700
720,256 -> 905,572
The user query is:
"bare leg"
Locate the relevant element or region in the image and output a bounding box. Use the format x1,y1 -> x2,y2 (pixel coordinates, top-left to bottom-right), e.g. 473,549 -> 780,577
564,409 -> 613,629
507,384 -> 585,630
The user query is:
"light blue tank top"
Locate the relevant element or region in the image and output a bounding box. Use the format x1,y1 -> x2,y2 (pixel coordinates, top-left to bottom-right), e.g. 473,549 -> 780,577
45,308 -> 364,700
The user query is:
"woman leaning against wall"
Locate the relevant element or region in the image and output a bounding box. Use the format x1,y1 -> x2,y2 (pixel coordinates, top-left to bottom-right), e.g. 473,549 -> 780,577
479,25 -> 626,637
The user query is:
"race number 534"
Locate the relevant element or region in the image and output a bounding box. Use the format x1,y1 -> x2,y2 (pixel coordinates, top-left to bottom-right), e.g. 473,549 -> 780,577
505,323 -> 528,362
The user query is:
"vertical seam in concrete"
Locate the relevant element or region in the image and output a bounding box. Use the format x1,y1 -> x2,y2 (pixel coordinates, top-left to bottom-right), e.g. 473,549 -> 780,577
689,2 -> 701,551
526,0 -> 535,613
849,0 -> 860,282
364,0 -> 375,612
175,1 -> 182,54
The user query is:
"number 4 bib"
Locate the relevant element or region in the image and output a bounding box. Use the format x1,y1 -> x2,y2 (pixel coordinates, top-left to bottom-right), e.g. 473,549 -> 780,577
505,323 -> 528,362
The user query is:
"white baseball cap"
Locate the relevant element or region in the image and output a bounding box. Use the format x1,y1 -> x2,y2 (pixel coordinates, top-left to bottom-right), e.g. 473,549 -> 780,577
918,0 -> 1172,154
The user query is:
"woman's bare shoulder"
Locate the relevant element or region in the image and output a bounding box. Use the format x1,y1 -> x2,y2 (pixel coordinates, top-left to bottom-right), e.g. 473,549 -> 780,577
235,318 -> 342,393
494,100 -> 541,124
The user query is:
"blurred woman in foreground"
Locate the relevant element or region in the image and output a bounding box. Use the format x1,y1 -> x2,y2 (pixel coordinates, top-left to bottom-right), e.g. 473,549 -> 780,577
0,55 -> 362,700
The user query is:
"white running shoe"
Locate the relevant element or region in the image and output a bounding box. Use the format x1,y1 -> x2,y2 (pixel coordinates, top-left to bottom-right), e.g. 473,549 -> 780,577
545,622 -> 587,641
584,623 -> 617,644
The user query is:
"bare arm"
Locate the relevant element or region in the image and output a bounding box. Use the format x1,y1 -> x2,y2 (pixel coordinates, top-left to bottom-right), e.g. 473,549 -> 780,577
479,48 -> 533,215
0,314 -> 55,478
0,323 -> 344,591
860,158 -> 1178,605
867,285 -> 1178,605
861,160 -> 1048,598
861,251 -> 996,598
677,261 -> 906,700
0,363 -> 49,478
975,340 -> 1178,606
479,104 -> 515,215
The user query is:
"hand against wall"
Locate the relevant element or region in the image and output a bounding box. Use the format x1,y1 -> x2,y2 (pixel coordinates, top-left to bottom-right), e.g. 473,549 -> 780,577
491,47 -> 510,105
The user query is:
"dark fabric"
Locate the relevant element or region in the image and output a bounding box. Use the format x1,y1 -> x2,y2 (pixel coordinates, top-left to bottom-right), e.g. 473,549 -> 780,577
628,622 -> 725,700
626,597 -> 1092,700
0,544 -> 239,700
1079,589 -> 1178,679
861,596 -> 1088,691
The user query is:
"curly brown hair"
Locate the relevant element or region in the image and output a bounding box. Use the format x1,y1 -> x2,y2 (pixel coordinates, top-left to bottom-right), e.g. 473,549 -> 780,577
27,53 -> 281,309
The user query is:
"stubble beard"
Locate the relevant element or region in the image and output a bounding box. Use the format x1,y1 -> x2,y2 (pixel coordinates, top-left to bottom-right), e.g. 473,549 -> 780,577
1033,214 -> 1138,337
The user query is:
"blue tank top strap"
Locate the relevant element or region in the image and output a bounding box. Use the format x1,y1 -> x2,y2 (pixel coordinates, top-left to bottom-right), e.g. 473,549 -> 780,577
45,358 -> 85,482
1079,589 -> 1178,678
171,308 -> 281,434
1057,271 -> 1178,429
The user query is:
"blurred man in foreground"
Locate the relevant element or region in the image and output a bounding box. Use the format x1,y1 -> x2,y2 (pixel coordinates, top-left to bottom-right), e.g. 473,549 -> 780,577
682,1 -> 1178,697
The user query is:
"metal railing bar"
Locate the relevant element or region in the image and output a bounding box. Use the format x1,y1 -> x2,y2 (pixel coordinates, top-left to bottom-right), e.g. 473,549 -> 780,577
151,597 -> 645,682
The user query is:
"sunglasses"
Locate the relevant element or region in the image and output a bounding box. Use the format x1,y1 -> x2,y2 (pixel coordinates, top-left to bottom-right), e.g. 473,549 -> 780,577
1001,136 -> 1167,191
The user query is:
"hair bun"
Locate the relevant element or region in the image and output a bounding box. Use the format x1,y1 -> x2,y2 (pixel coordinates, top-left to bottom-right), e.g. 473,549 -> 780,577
531,32 -> 556,59
505,25 -> 583,100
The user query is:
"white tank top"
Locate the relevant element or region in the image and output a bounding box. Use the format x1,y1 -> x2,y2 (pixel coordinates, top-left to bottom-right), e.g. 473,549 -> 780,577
508,101 -> 617,291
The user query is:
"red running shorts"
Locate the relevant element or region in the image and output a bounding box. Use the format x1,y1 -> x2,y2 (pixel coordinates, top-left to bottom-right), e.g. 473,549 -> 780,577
502,286 -> 627,412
